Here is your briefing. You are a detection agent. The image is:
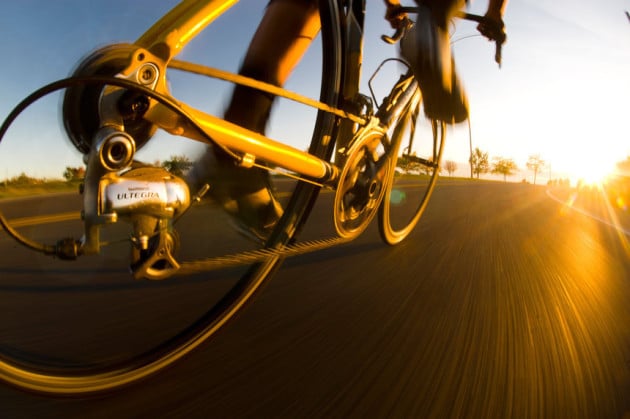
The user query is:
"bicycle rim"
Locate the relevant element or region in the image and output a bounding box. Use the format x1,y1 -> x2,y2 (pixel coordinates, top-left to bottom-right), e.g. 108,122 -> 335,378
0,0 -> 343,394
378,105 -> 445,245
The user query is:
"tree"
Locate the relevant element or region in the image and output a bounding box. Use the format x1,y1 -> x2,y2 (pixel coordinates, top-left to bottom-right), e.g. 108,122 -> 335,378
63,166 -> 85,181
161,155 -> 193,177
421,158 -> 441,176
469,147 -> 489,179
444,160 -> 457,177
396,154 -> 412,173
396,152 -> 423,174
526,154 -> 545,185
9,172 -> 40,185
492,157 -> 517,182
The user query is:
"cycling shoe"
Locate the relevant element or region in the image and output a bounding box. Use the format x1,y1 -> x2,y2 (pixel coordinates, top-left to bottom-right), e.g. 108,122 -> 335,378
400,4 -> 469,123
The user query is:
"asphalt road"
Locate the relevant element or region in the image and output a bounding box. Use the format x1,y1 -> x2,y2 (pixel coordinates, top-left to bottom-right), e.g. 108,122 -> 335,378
0,181 -> 629,418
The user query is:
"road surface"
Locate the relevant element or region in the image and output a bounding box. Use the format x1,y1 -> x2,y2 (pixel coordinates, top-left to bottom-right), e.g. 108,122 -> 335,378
0,181 -> 629,418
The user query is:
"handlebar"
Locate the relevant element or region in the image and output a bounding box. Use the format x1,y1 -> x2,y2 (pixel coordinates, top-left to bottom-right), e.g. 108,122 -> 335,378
382,9 -> 506,67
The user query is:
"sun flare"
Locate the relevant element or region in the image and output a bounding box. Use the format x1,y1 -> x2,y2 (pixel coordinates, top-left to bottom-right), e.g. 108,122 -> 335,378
577,169 -> 610,187
568,161 -> 614,188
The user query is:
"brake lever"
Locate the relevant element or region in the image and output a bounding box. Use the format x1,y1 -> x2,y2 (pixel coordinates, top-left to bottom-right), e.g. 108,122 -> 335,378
493,26 -> 507,67
495,39 -> 503,68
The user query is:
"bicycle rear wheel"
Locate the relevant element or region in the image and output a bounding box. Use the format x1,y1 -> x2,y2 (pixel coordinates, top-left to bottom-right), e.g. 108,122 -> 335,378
0,0 -> 343,394
378,102 -> 445,245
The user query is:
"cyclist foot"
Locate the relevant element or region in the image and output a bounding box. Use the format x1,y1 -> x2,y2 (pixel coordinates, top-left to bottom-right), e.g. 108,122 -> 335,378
224,188 -> 283,244
400,4 -> 469,123
187,149 -> 282,244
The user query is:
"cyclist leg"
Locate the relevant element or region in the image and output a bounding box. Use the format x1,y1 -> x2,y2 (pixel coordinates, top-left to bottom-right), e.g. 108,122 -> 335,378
189,0 -> 320,242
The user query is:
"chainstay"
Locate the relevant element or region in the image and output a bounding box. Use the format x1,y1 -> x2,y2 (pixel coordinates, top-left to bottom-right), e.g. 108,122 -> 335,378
176,236 -> 352,276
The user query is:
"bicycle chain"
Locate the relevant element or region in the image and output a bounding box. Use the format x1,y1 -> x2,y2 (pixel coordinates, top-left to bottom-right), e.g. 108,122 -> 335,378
176,235 -> 352,276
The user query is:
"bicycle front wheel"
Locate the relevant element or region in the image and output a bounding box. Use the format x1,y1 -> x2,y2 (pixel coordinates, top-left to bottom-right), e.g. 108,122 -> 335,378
0,0 -> 343,395
378,103 -> 445,245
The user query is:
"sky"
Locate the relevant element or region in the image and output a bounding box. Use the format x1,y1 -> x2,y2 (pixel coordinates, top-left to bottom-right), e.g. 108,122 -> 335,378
1,0 -> 629,185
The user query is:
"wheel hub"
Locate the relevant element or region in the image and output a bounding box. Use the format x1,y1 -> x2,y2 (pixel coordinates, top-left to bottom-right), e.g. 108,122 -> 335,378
62,43 -> 157,154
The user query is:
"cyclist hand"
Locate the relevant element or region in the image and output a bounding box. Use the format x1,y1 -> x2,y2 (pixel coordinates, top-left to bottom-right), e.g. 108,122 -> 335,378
476,13 -> 507,66
383,0 -> 407,29
476,13 -> 506,44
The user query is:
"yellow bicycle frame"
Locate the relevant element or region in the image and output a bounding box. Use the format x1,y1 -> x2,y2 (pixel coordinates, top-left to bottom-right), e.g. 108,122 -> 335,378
122,0 -> 338,181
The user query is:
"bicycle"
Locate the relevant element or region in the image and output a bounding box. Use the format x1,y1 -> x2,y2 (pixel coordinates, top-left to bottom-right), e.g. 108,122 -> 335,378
0,0 -> 504,394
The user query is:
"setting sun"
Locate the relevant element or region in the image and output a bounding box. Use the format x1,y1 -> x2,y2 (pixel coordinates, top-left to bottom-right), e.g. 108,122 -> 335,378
549,150 -> 616,188
576,167 -> 612,187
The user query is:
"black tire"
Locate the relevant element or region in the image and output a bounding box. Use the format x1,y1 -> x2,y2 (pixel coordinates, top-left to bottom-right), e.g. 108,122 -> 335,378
378,103 -> 445,245
0,0 -> 343,394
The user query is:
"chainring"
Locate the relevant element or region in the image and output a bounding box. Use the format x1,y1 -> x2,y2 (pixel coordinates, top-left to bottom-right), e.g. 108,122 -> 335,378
333,128 -> 392,239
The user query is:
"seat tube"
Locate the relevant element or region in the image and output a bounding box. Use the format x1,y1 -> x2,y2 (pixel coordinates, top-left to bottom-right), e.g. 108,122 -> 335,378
135,0 -> 238,62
